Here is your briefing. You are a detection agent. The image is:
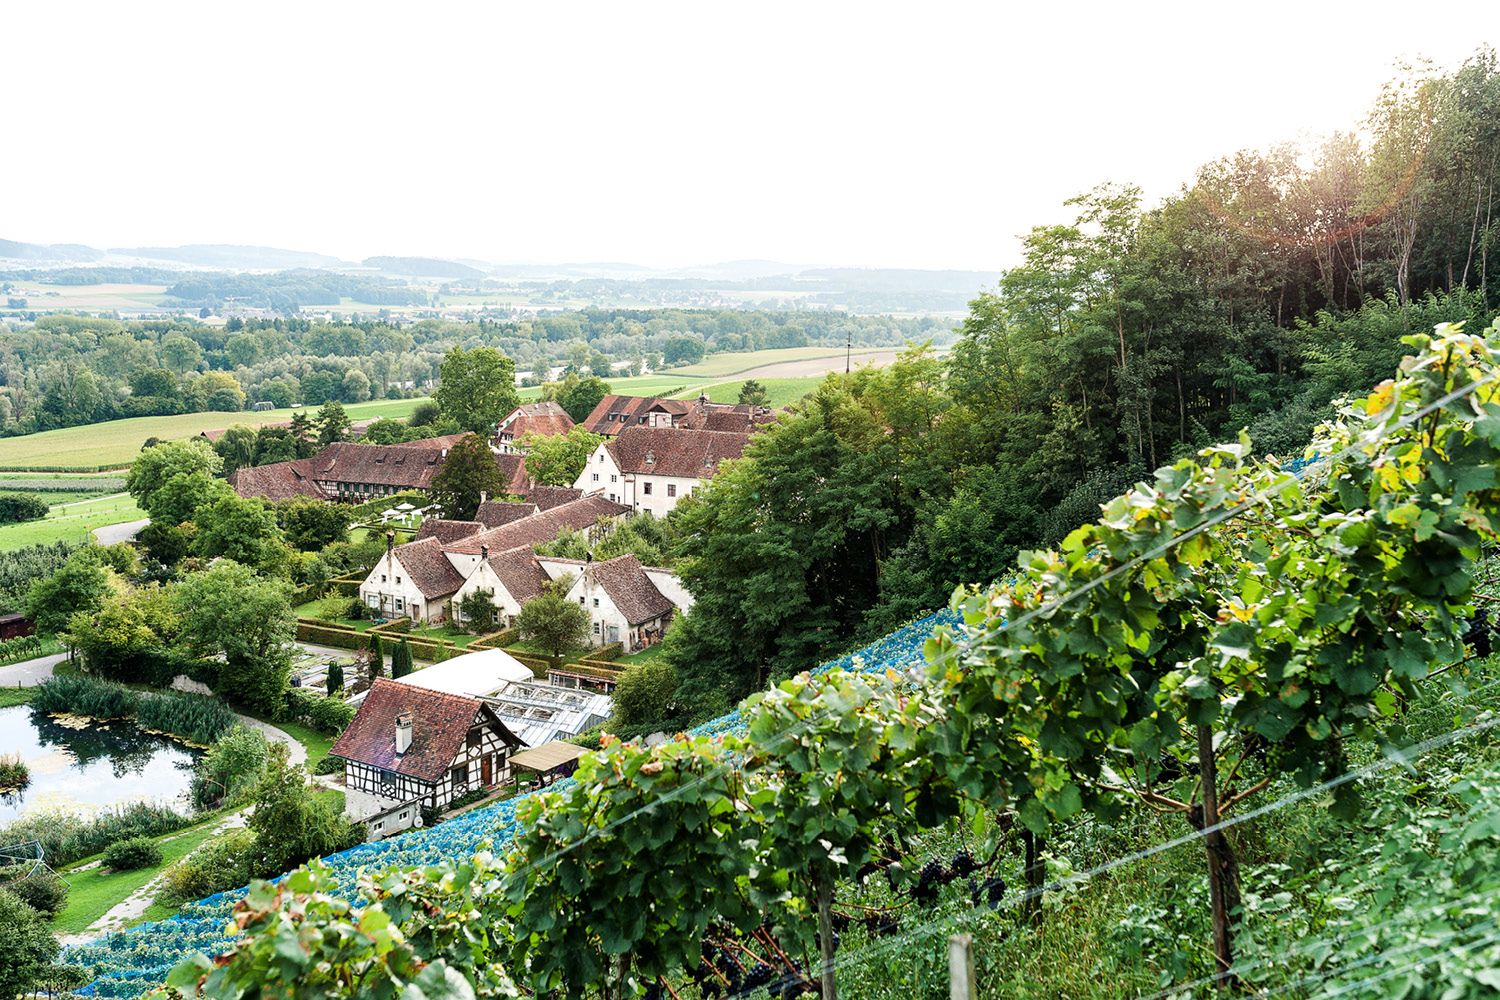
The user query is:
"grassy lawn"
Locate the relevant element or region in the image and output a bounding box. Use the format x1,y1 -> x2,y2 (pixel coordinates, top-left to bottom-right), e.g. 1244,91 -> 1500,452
670,376 -> 822,409
506,640 -> 591,665
614,644 -> 668,668
51,820 -> 225,935
267,717 -> 338,763
0,687 -> 33,707
0,493 -> 146,551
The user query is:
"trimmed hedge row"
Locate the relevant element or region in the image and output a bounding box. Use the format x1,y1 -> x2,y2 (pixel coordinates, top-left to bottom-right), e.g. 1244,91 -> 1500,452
556,660 -> 626,681
368,618 -> 412,637
591,641 -> 624,663
0,464 -> 129,473
296,618 -> 367,652
507,652 -> 551,678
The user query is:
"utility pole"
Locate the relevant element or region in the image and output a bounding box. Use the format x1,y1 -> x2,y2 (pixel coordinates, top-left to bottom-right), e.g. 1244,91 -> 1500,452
846,329 -> 851,373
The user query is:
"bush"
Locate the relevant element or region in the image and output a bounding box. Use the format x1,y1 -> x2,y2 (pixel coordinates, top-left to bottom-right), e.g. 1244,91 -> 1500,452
30,674 -> 138,719
282,687 -> 356,736
102,836 -> 163,871
295,620 -> 367,651
0,801 -> 191,869
0,494 -> 49,524
0,870 -> 67,917
134,690 -> 235,745
0,753 -> 27,790
155,830 -> 261,908
313,753 -> 344,776
191,725 -> 270,811
592,641 -> 625,662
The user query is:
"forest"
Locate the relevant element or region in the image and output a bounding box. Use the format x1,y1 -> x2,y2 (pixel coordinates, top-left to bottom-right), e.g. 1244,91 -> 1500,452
658,49 -> 1500,710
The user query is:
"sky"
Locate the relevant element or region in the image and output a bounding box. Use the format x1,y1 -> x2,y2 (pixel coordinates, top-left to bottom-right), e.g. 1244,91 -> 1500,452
5,1 -> 1496,272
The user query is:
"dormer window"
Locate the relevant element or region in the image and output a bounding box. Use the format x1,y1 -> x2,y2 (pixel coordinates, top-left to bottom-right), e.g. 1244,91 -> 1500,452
645,451 -> 654,466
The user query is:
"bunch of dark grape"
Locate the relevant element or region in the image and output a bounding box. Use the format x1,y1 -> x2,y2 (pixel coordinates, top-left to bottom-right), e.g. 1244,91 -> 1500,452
969,875 -> 1005,910
830,911 -> 851,932
862,913 -> 901,937
742,964 -> 776,992
643,979 -> 663,1000
910,859 -> 946,905
949,850 -> 978,877
1465,606 -> 1494,657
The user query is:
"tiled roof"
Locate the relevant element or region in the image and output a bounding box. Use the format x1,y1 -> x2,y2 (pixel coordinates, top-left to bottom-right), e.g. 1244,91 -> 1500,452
523,485 -> 582,510
445,495 -> 632,555
331,678 -> 521,782
308,441 -> 447,490
580,394 -> 684,435
390,537 -> 467,599
496,401 -> 575,442
484,545 -> 554,605
581,394 -> 770,436
415,519 -> 486,544
494,453 -> 531,494
604,425 -> 751,479
396,433 -> 467,450
227,460 -> 330,501
590,553 -> 676,625
474,501 -> 540,528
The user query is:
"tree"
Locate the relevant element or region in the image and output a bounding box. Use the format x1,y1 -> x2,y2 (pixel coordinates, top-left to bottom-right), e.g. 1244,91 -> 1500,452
315,400 -> 351,446
65,584 -> 181,682
148,470 -> 236,526
458,588 -> 498,633
515,579 -> 589,665
407,399 -> 442,428
278,496 -> 351,551
126,438 -> 223,514
341,368 -> 371,404
137,521 -> 190,567
212,424 -> 257,474
252,425 -> 301,465
366,632 -> 384,680
427,433 -> 505,520
247,742 -> 360,875
661,336 -> 705,365
608,660 -> 679,729
737,379 -> 770,406
391,638 -> 413,679
160,334 -> 203,375
261,379 -> 295,409
175,562 -> 296,716
558,375 -> 611,423
24,551 -> 111,634
519,425 -> 602,487
193,494 -> 284,570
199,371 -> 247,412
0,888 -> 60,999
325,658 -> 344,696
434,345 -> 519,434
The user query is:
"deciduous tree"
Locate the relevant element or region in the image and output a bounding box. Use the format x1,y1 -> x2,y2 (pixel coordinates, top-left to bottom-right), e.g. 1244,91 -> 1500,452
435,345 -> 519,434
427,433 -> 505,520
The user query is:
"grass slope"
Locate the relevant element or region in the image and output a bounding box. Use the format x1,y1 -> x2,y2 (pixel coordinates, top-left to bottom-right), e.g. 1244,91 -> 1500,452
670,376 -> 823,409
51,822 -> 223,936
0,493 -> 145,551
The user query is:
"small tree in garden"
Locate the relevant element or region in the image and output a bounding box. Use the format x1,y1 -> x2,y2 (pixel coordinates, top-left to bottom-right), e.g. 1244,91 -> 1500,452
325,659 -> 343,696
516,576 -> 589,667
459,588 -> 497,634
391,639 -> 413,679
366,632 -> 384,679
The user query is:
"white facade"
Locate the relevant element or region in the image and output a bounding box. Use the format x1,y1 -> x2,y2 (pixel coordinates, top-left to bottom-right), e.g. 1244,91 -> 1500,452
572,444 -> 701,517
358,549 -> 442,621
451,561 -> 527,626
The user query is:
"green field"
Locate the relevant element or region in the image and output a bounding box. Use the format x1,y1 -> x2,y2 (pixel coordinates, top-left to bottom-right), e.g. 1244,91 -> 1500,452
0,494 -> 146,550
52,821 -> 224,935
668,346 -> 856,378
671,377 -> 823,409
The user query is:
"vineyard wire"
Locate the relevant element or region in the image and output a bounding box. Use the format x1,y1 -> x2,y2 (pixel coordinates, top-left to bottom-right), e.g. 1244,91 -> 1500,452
491,367 -> 1500,892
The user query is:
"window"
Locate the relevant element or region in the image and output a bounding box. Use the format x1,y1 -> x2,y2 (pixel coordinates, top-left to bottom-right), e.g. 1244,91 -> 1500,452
593,598 -> 600,608
592,473 -> 600,482
466,730 -> 480,749
593,621 -> 601,634
667,484 -> 677,497
395,598 -> 404,611
579,596 -> 586,605
609,494 -> 616,502
643,482 -> 652,495
381,574 -> 387,583
396,576 -> 402,584
610,474 -> 617,483
451,764 -> 468,784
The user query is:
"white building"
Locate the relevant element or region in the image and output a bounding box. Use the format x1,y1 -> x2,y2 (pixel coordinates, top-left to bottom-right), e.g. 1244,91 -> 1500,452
572,425 -> 752,517
556,553 -> 684,651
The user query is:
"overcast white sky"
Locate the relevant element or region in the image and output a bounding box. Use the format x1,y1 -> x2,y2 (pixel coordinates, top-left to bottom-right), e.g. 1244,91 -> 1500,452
5,1 -> 1495,272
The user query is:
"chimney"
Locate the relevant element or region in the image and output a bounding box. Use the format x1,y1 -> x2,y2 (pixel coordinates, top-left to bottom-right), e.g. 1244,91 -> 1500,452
481,544 -> 489,561
395,713 -> 413,754
386,531 -> 395,555
480,490 -> 488,504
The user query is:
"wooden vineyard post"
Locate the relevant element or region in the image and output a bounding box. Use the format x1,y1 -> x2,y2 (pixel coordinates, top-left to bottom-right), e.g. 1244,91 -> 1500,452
1197,724 -> 1240,992
948,934 -> 974,1000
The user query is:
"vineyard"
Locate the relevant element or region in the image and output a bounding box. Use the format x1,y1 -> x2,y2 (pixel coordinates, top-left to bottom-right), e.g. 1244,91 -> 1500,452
60,323 -> 1500,999
0,634 -> 43,663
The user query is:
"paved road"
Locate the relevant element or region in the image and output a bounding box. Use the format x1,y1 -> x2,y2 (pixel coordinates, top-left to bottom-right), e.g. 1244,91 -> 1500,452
0,652 -> 66,687
93,517 -> 149,545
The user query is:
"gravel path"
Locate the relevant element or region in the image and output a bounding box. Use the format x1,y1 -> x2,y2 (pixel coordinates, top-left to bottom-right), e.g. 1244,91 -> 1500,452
93,517 -> 150,545
0,652 -> 66,687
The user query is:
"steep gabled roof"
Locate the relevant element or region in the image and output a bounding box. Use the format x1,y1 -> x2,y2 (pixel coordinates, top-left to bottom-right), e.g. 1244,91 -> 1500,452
445,495 -> 632,555
494,452 -> 531,494
474,500 -> 540,528
390,537 -> 466,599
603,425 -> 751,479
396,433 -> 467,450
590,553 -> 676,625
580,394 -> 682,435
307,441 -> 447,490
523,486 -> 583,510
227,460 -> 330,502
496,401 -> 575,441
483,545 -> 554,605
331,678 -> 522,782
415,519 -> 486,544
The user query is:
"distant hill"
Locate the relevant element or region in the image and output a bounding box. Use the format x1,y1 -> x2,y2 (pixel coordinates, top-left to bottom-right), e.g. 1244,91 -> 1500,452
794,267 -> 1002,291
363,256 -> 487,279
678,260 -> 801,281
0,238 -> 103,262
110,245 -> 346,270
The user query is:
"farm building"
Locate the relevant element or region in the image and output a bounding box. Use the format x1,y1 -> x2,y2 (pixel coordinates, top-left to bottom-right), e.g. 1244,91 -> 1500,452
573,424 -> 752,516
493,400 -> 575,453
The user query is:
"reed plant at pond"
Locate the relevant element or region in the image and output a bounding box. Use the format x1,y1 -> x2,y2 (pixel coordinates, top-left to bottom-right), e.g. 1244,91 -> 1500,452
29,673 -> 139,719
0,800 -> 192,868
134,689 -> 235,745
0,752 -> 28,789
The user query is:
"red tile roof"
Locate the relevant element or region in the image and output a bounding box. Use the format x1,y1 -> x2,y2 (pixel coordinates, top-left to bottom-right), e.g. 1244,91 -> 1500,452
415,519 -> 486,544
474,501 -> 540,528
495,401 -> 575,443
494,453 -> 531,494
396,433 -> 467,450
484,545 -> 554,605
389,536 -> 467,599
523,486 -> 583,510
445,494 -> 632,555
604,425 -> 751,479
331,678 -> 522,782
227,460 -> 330,501
307,441 -> 447,491
589,553 -> 675,625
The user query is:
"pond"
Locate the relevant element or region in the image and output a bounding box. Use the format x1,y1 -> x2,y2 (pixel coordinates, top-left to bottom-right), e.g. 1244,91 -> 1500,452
0,704 -> 203,823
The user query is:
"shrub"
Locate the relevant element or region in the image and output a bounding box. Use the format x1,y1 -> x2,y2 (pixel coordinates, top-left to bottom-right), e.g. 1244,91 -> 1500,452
592,641 -> 625,662
325,659 -> 344,696
1,870 -> 67,917
0,753 -> 27,790
102,836 -> 163,871
0,494 -> 49,524
0,801 -> 191,869
134,690 -> 235,745
283,687 -> 356,736
295,620 -> 367,651
155,830 -> 261,907
30,674 -> 138,719
191,725 -> 270,811
313,753 -> 344,776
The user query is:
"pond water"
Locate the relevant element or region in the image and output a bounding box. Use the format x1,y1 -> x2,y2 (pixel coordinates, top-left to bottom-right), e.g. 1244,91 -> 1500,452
0,705 -> 203,823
